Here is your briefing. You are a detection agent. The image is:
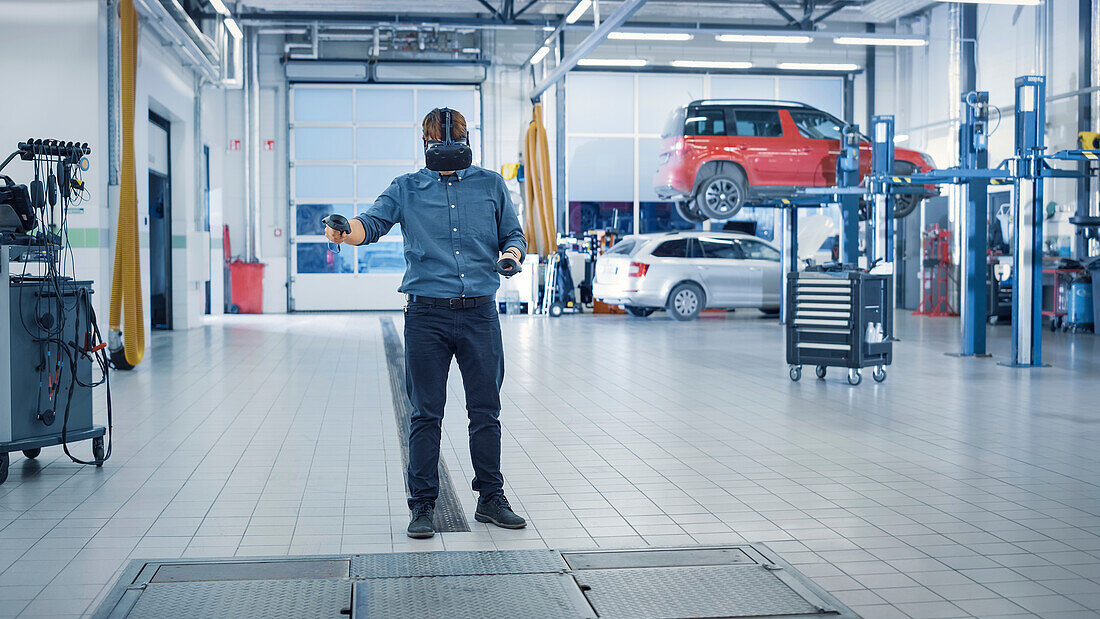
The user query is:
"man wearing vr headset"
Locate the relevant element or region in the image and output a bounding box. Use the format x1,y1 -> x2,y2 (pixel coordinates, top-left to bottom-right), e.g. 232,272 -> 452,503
326,108 -> 526,539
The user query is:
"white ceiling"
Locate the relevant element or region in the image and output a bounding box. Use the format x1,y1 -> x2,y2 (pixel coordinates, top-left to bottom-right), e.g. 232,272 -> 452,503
238,0 -> 935,25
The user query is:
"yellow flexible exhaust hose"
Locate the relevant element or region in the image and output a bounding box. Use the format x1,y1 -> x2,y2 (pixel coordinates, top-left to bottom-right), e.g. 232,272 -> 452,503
109,0 -> 145,368
522,121 -> 540,255
532,104 -> 557,250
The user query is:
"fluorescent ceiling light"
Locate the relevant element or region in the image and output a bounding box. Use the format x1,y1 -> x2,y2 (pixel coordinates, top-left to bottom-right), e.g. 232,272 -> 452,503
608,32 -> 694,41
461,48 -> 480,54
894,134 -> 910,143
224,17 -> 243,39
834,35 -> 927,47
716,33 -> 813,44
576,58 -> 647,67
777,62 -> 859,71
565,0 -> 592,24
530,45 -> 550,64
207,0 -> 230,16
938,0 -> 1039,4
670,60 -> 753,69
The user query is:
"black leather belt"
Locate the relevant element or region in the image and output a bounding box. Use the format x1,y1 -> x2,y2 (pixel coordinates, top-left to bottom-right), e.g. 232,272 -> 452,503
407,294 -> 494,309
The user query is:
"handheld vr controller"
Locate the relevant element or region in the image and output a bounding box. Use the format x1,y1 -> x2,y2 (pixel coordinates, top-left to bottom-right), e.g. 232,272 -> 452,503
322,214 -> 352,253
495,256 -> 521,278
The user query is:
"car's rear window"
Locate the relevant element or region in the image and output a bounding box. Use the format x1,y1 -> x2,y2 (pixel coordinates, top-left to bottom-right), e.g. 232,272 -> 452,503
661,108 -> 687,138
606,239 -> 636,255
731,109 -> 782,137
698,238 -> 743,259
650,238 -> 690,258
684,107 -> 727,136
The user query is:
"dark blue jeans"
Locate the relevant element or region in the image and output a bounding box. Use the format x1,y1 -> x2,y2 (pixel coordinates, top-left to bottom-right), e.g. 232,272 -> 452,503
404,301 -> 505,508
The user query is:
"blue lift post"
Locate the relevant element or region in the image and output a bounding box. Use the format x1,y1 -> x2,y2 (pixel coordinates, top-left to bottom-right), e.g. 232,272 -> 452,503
838,124 -> 861,265
959,92 -> 990,356
1009,76 -> 1046,367
869,116 -> 895,267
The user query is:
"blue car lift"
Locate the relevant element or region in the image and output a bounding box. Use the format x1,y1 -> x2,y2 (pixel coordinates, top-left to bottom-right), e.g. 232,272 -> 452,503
867,76 -> 1097,367
774,74 -> 1099,367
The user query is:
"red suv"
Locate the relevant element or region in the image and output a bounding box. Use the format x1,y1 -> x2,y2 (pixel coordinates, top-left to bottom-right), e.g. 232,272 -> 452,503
654,100 -> 937,222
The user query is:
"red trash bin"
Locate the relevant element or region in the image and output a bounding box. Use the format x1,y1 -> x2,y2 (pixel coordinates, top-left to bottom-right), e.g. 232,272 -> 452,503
227,260 -> 265,314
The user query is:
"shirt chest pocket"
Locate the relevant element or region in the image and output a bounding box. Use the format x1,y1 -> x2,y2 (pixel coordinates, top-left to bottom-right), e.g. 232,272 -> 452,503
463,200 -> 498,243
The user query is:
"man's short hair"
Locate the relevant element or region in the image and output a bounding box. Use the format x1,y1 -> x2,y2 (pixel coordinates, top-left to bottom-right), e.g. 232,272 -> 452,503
422,108 -> 468,142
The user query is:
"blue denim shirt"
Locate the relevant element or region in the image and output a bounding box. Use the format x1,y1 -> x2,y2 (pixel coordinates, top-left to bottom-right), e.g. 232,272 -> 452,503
354,166 -> 527,298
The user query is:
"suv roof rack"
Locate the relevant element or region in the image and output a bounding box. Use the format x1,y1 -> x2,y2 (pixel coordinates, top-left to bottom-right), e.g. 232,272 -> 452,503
687,99 -> 812,108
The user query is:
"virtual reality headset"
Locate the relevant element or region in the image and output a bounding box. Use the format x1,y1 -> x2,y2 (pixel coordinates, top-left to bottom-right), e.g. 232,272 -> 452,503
424,108 -> 472,172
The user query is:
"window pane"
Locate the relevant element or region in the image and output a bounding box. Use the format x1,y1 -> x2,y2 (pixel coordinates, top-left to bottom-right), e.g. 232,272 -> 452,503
567,137 -> 634,201
416,89 -> 477,125
637,74 -> 704,135
295,166 -> 353,199
356,89 -> 414,122
294,127 -> 353,160
294,89 -> 353,122
296,203 -> 353,236
662,108 -> 686,138
731,110 -> 782,137
358,242 -> 405,273
685,107 -> 726,136
789,110 -> 843,140
698,238 -> 742,259
358,165 -> 412,199
651,238 -> 689,258
566,73 -> 634,134
357,127 -> 417,160
297,242 -> 353,273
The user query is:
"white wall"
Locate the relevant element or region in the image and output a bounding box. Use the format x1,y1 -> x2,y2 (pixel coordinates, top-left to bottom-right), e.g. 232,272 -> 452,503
0,0 -> 224,337
898,1 -> 1088,257
0,0 -> 111,324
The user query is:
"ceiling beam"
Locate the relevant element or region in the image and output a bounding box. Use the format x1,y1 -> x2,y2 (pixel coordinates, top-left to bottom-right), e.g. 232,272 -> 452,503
530,0 -> 649,101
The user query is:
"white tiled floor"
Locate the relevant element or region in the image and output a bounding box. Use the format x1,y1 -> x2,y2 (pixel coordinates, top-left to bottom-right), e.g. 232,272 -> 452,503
1,310 -> 1099,618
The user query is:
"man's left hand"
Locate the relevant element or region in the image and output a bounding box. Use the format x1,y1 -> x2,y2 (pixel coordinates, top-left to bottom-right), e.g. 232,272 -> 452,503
495,249 -> 522,277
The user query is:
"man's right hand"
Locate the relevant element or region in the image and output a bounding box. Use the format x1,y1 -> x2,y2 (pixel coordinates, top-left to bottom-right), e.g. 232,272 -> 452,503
325,225 -> 349,244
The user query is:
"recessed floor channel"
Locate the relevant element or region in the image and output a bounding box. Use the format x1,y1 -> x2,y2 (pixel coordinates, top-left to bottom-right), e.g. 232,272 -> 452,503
92,546 -> 858,619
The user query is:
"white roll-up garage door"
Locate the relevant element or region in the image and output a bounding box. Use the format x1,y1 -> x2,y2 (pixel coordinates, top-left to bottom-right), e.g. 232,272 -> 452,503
288,84 -> 480,311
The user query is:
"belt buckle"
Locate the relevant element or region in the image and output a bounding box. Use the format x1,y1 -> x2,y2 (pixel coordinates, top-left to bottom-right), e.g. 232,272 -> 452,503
448,298 -> 459,309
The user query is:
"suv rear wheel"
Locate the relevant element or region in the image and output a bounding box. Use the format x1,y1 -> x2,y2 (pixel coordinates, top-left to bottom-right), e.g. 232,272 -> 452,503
666,282 -> 704,321
892,162 -> 923,218
695,171 -> 746,220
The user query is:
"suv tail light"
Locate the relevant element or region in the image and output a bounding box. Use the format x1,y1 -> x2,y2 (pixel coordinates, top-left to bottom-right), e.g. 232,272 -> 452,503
628,262 -> 649,277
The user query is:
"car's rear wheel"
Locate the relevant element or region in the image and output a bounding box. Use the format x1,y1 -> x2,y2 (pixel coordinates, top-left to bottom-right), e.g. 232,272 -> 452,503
624,305 -> 655,317
892,162 -> 923,219
666,283 -> 704,321
674,200 -> 708,223
694,172 -> 745,221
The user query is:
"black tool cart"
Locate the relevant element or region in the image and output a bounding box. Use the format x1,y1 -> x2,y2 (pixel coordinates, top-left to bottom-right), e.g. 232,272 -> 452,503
786,267 -> 893,385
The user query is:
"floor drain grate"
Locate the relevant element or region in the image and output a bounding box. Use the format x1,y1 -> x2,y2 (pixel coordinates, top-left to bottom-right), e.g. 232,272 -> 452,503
93,546 -> 859,619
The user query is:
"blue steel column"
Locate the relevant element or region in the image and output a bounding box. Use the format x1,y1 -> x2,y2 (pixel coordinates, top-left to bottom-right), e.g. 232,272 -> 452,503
960,92 -> 989,356
1009,76 -> 1045,367
870,116 -> 895,267
839,125 -> 861,264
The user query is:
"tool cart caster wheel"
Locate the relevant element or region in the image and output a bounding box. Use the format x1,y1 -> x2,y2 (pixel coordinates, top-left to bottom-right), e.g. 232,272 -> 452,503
92,437 -> 105,467
0,453 -> 8,485
815,365 -> 827,379
789,366 -> 802,381
549,303 -> 564,317
22,448 -> 41,459
873,367 -> 887,383
847,369 -> 862,386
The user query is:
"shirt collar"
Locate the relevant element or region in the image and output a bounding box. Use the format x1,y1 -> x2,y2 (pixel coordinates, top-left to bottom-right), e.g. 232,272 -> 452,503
422,167 -> 467,182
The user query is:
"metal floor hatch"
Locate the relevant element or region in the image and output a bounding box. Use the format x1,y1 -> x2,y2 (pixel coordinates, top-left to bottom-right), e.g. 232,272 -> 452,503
92,545 -> 860,619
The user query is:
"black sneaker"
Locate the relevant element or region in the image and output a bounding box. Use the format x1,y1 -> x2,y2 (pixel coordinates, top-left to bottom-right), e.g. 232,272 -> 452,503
474,494 -> 526,529
407,502 -> 435,539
